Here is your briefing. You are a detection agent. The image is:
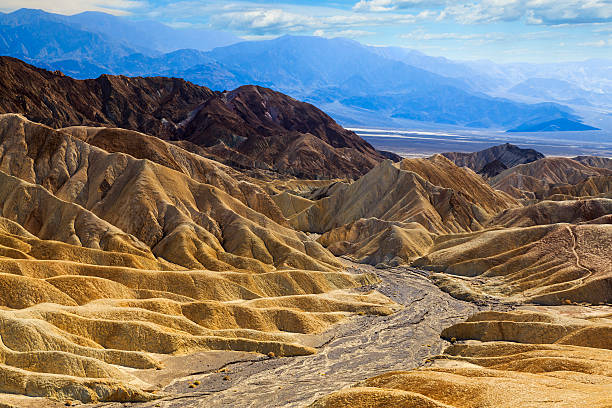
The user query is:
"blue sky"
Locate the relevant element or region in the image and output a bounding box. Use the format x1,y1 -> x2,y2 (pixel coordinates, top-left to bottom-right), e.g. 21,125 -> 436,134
2,0 -> 611,62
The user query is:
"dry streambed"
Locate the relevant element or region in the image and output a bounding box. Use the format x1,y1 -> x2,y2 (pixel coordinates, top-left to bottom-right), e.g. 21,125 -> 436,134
92,264 -> 484,408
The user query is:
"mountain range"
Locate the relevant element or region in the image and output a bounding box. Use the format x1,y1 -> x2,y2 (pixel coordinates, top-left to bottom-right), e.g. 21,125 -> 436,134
0,56 -> 397,179
1,8 -> 607,132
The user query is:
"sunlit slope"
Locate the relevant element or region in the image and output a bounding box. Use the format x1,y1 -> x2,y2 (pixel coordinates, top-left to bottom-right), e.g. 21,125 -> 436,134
312,310 -> 612,408
293,156 -> 517,266
414,223 -> 612,304
0,114 -> 397,402
292,158 -> 517,235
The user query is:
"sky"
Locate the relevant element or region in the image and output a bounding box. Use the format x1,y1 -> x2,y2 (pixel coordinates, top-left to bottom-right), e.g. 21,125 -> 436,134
1,0 -> 611,62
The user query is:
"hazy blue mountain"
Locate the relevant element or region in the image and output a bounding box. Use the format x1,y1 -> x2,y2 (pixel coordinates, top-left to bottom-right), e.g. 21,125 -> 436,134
367,46 -> 506,92
465,59 -> 612,107
0,10 -> 596,131
508,118 -> 600,132
508,77 -> 611,108
66,11 -> 241,53
0,9 -> 140,64
205,36 -> 459,93
203,36 -> 578,129
0,8 -> 240,61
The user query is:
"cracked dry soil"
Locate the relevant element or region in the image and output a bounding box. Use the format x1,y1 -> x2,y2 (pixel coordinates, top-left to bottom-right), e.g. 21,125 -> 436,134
96,264 -> 503,408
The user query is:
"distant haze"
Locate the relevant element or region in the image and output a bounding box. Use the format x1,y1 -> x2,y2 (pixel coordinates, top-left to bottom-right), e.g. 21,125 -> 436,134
0,7 -> 610,135
1,1 -> 610,63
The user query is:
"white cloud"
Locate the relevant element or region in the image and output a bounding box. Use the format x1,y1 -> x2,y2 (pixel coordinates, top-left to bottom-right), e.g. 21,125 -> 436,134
0,0 -> 145,15
400,30 -> 504,40
313,29 -> 375,38
209,7 -> 429,35
353,0 -> 445,12
354,0 -> 612,25
579,38 -> 612,46
442,0 -> 612,25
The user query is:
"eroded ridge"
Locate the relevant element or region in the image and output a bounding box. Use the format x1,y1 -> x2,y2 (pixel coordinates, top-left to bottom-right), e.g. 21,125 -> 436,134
0,114 -> 398,403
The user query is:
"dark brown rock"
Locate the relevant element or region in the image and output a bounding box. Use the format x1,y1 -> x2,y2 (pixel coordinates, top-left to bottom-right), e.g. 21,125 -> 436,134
0,56 -> 387,179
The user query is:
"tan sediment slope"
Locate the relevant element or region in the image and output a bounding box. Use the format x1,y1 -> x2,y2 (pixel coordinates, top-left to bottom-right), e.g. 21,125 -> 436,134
414,223 -> 612,304
0,113 -> 339,272
318,218 -> 435,266
292,158 -> 517,235
489,198 -> 612,227
312,309 -> 612,408
0,114 -> 397,403
271,191 -> 316,218
573,155 -> 612,170
546,175 -> 612,200
490,157 -> 612,199
60,125 -> 287,224
294,156 -> 517,266
398,155 -> 517,216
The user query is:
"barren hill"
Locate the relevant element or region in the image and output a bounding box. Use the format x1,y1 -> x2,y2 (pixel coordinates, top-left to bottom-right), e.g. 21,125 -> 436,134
0,113 -> 399,402
442,143 -> 544,177
291,156 -> 517,266
292,157 -> 517,235
573,155 -> 612,170
490,157 -> 612,199
0,56 -> 394,179
414,223 -> 612,305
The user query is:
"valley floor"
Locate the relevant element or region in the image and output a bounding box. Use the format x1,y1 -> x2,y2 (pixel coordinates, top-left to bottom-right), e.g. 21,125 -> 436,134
88,262 -> 483,408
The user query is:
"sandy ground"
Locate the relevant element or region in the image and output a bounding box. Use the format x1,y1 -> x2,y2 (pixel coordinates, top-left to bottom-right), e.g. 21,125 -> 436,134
84,264 -> 495,408
0,263 -> 518,408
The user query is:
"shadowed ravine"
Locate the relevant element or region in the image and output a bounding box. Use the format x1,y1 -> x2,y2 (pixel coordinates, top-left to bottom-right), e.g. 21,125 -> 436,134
92,263 -> 490,408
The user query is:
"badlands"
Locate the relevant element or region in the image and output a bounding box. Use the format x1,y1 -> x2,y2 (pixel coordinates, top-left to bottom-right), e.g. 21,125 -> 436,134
0,59 -> 610,408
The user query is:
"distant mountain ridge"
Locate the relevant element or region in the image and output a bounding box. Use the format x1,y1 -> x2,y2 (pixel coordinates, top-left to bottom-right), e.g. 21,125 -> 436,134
507,118 -> 600,132
0,8 -> 595,132
0,56 -> 394,179
0,8 -> 240,54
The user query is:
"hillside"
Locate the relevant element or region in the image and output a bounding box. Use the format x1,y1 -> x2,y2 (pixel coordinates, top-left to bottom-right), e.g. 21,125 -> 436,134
490,157 -> 612,199
313,310 -> 612,408
291,158 -> 517,235
290,156 -> 517,267
0,113 -> 401,402
0,56 -> 393,179
508,117 -> 600,132
442,143 -> 544,176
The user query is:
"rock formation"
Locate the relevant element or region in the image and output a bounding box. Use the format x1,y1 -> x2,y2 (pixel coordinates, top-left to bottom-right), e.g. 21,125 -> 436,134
291,157 -> 517,235
490,157 -> 612,199
414,223 -> 612,305
0,113 -> 398,403
442,143 -> 544,177
0,56 -> 396,179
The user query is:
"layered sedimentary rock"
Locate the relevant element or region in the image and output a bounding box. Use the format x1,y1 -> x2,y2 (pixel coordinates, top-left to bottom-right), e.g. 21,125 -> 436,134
318,218 -> 435,266
312,310 -> 612,408
573,155 -> 612,170
414,223 -> 612,305
293,156 -> 517,266
0,114 -> 397,403
490,157 -> 612,199
489,198 -> 612,227
0,114 -> 340,272
545,176 -> 612,200
0,56 -> 395,179
292,158 -> 517,235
